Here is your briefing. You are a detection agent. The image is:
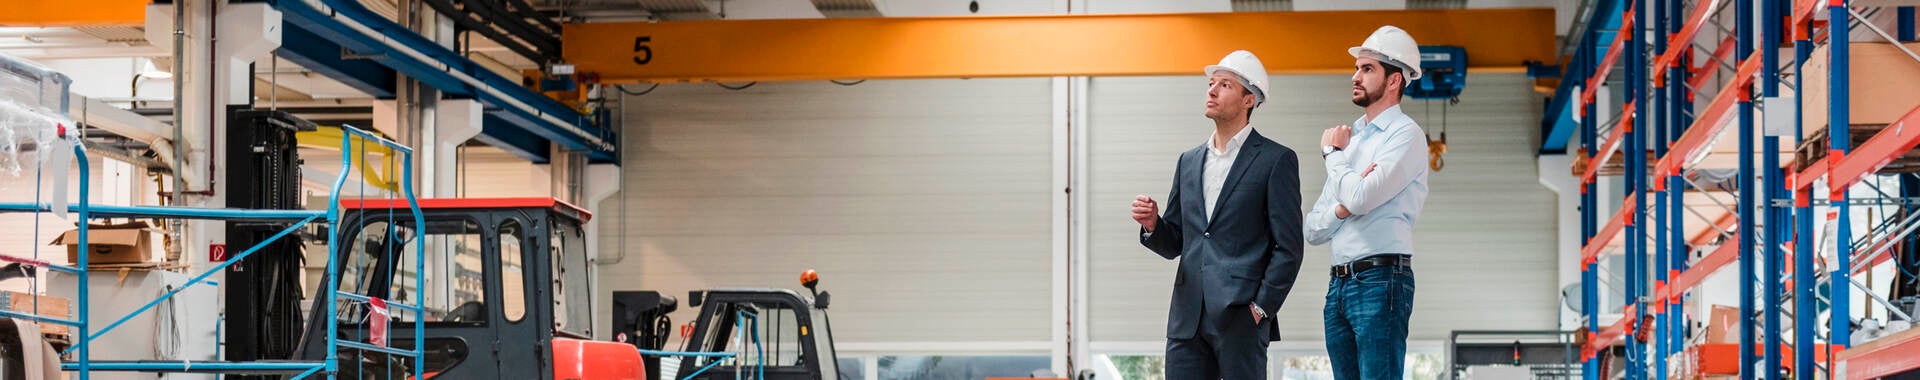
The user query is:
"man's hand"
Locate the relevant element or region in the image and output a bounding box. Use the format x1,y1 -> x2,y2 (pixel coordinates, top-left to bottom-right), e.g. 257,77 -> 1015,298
1321,125 -> 1354,150
1331,164 -> 1377,220
1132,195 -> 1160,232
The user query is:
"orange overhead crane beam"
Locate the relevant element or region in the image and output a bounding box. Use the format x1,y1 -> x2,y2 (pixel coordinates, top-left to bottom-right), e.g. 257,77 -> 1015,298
0,0 -> 145,26
562,8 -> 1557,83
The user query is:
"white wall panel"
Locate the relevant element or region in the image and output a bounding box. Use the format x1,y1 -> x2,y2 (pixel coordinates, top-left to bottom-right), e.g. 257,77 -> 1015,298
600,79 -> 1056,344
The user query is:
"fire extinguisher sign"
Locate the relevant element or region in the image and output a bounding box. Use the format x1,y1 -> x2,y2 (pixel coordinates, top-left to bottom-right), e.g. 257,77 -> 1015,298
369,297 -> 390,347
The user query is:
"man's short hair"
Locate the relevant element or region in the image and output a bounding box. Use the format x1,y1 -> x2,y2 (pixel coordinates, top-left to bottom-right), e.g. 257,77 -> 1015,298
1380,63 -> 1407,91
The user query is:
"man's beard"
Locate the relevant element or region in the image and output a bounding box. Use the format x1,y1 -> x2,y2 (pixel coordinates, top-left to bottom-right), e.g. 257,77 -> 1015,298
1352,84 -> 1385,107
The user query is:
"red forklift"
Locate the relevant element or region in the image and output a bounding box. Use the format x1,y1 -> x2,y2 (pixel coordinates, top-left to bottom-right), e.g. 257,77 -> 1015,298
293,197 -> 843,379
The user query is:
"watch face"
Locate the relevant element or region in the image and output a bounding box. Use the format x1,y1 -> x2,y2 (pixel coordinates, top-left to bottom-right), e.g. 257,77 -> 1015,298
1323,146 -> 1336,155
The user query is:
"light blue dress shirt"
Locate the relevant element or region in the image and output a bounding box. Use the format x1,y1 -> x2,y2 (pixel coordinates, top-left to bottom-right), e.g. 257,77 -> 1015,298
1304,105 -> 1430,265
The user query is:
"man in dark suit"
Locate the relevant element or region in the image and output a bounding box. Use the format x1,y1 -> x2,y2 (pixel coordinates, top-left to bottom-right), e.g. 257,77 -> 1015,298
1132,50 -> 1305,379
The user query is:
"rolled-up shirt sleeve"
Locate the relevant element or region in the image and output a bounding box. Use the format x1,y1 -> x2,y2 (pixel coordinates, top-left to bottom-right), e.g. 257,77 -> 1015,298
1324,126 -> 1427,216
1304,180 -> 1344,246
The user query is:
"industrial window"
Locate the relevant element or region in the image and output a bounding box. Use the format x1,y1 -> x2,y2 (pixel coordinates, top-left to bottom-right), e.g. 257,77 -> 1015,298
551,218 -> 591,336
340,218 -> 485,325
1278,354 -> 1444,379
683,300 -> 811,376
876,355 -> 1050,380
500,219 -> 528,323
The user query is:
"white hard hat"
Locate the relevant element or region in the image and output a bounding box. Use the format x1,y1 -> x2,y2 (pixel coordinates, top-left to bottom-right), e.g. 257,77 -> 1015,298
1348,25 -> 1423,80
1204,50 -> 1269,107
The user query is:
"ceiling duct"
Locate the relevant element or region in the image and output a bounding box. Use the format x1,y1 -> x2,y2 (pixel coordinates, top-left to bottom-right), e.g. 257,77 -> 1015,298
1406,0 -> 1468,10
1231,0 -> 1293,11
635,0 -> 719,20
812,0 -> 882,18
73,26 -> 149,44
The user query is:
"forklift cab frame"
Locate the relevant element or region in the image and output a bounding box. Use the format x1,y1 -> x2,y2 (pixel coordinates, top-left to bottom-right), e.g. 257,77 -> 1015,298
675,289 -> 841,380
296,198 -> 598,379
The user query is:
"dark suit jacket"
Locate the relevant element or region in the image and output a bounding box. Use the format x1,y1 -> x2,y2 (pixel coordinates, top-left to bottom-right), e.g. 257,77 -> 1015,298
1139,129 -> 1304,342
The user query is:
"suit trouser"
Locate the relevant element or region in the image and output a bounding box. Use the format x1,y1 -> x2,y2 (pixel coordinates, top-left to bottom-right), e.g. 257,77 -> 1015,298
1324,265 -> 1416,380
1165,305 -> 1270,380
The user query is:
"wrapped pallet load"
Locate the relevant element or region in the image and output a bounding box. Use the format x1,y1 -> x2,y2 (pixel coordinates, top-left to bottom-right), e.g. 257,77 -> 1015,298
1796,42 -> 1920,172
1803,42 -> 1920,134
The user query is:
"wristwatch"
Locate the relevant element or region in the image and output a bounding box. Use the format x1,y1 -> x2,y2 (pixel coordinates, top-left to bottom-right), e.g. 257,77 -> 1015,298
1322,145 -> 1341,157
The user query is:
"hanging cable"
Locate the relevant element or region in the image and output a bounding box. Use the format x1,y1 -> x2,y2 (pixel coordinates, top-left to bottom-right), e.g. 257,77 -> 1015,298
716,82 -> 757,91
829,79 -> 866,86
617,83 -> 660,96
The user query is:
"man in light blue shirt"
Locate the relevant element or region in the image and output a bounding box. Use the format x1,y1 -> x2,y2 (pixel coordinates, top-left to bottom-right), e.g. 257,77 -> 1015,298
1305,25 -> 1431,380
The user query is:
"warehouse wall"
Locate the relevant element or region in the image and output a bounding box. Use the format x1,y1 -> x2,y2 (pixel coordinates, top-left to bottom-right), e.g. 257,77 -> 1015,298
455,146 -> 554,198
598,79 -> 1057,346
594,73 -> 1558,358
1086,73 -> 1558,344
0,156 -> 142,294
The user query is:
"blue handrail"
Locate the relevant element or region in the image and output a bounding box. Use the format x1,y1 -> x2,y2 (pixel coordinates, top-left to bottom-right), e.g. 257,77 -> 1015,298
635,309 -> 770,380
0,124 -> 429,379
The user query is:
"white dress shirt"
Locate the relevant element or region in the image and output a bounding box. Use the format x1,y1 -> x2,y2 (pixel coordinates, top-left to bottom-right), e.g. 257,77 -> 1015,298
1304,105 -> 1430,265
1204,125 -> 1255,221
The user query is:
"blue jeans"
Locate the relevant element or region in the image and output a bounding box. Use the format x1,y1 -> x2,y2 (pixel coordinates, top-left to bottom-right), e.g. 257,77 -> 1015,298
1324,265 -> 1414,380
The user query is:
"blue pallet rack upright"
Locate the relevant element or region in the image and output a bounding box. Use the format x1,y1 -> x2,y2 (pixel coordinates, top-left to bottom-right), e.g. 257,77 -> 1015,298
1569,0 -> 1920,378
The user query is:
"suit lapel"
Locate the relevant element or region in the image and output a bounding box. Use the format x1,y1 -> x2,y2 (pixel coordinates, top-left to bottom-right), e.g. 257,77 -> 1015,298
1208,131 -> 1264,227
1182,147 -> 1207,229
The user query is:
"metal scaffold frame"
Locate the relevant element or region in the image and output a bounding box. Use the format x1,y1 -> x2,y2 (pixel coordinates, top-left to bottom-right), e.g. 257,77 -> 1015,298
1567,0 -> 1920,378
0,99 -> 427,378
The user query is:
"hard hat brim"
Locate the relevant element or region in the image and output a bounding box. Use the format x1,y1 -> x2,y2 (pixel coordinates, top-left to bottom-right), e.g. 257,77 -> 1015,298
1204,65 -> 1266,106
1347,47 -> 1424,80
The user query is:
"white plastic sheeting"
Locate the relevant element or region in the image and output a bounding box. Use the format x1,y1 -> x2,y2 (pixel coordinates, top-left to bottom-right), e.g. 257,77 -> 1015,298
0,53 -> 79,214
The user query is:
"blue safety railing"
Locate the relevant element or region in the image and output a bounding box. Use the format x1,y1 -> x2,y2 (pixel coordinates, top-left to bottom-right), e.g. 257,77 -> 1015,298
0,124 -> 426,379
638,309 -> 767,380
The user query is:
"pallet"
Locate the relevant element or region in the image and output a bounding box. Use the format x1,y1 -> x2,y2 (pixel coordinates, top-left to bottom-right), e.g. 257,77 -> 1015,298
1795,124 -> 1920,173
0,290 -> 70,337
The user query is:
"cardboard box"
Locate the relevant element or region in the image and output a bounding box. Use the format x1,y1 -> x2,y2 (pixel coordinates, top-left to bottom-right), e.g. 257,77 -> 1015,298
1802,42 -> 1920,138
47,221 -> 158,266
1707,305 -> 1740,344
0,291 -> 70,337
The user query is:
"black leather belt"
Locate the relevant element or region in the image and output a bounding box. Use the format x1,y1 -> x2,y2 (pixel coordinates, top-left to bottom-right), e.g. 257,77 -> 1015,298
1330,254 -> 1412,278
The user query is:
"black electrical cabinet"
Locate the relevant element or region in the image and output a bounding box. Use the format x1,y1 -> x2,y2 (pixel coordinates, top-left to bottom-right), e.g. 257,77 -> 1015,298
223,108 -> 316,378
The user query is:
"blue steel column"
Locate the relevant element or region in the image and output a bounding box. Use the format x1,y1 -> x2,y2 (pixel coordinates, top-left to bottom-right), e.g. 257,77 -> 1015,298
1761,0 -> 1784,376
1828,0 -> 1853,351
1792,20 -> 1817,380
1666,0 -> 1687,368
1650,0 -> 1671,378
1899,7 -> 1914,41
1584,30 -> 1604,380
1736,0 -> 1757,378
1628,0 -> 1649,377
1582,99 -> 1597,376
75,145 -> 90,380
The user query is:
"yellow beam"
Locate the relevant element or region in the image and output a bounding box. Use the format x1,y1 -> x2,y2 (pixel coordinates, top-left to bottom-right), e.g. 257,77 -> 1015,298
296,126 -> 399,194
563,8 -> 1556,84
0,0 -> 145,26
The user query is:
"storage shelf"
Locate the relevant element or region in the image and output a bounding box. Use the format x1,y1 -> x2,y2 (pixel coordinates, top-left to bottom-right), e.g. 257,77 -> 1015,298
1837,327 -> 1920,379
1564,0 -> 1920,379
